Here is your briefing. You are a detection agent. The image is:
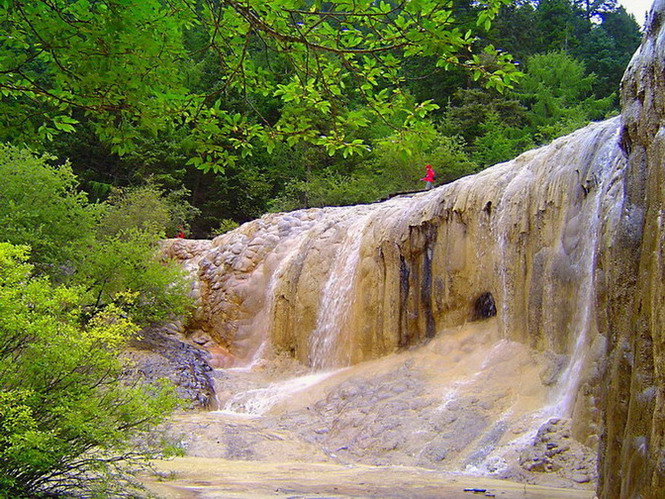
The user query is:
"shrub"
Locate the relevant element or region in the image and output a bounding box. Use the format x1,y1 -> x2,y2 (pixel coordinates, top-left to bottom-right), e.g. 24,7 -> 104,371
0,144 -> 100,274
0,145 -> 193,326
99,183 -> 199,240
269,171 -> 382,211
374,132 -> 478,190
0,243 -> 178,497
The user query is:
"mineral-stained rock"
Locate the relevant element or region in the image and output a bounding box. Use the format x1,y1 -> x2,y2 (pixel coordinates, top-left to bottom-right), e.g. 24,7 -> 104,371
595,1 -> 665,497
123,327 -> 215,409
166,116 -> 626,447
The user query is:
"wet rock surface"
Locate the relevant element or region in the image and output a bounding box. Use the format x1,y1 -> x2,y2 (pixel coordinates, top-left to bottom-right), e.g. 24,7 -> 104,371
123,327 -> 215,409
595,1 -> 665,497
154,3 -> 665,494
164,116 -> 626,455
143,457 -> 595,499
159,322 -> 596,492
518,419 -> 596,484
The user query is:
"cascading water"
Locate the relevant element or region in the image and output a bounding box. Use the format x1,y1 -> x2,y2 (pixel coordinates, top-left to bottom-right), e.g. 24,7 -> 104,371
308,210 -> 373,369
165,114 -> 627,487
215,369 -> 342,416
548,119 -> 626,417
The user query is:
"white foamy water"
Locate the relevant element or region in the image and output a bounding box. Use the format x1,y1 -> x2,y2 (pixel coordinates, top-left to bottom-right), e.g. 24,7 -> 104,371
308,213 -> 373,369
214,370 -> 341,416
549,121 -> 625,417
244,227 -> 320,368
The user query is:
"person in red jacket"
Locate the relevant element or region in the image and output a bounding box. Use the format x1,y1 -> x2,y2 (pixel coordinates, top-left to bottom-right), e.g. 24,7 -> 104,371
421,164 -> 436,190
176,227 -> 186,238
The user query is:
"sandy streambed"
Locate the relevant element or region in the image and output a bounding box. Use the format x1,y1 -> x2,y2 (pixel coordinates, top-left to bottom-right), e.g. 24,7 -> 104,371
143,458 -> 595,498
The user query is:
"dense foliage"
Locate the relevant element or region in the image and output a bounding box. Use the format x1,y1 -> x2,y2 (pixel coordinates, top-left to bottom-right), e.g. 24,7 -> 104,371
0,145 -> 192,324
0,0 -> 520,168
0,146 -> 191,495
8,0 -> 640,235
0,0 -> 641,234
0,243 -> 178,497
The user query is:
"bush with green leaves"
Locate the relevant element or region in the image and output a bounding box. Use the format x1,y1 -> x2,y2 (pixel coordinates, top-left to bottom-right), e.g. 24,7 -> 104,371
0,243 -> 178,497
269,172 -> 383,211
0,145 -> 193,326
77,229 -> 192,325
209,219 -> 241,238
99,183 -> 199,240
269,129 -> 479,211
374,132 -> 479,190
471,111 -> 534,167
0,145 -> 100,274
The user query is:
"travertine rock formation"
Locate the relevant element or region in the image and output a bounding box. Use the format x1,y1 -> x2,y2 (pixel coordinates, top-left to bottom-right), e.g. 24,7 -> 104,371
164,115 -> 625,450
596,1 -> 665,497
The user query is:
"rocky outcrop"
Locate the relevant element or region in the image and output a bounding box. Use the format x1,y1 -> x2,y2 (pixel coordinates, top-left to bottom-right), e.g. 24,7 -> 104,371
596,2 -> 665,497
519,418 -> 596,485
123,327 -> 215,409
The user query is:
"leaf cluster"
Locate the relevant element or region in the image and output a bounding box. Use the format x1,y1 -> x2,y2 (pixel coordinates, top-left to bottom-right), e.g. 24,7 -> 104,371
0,243 -> 178,497
0,0 -> 522,172
0,0 -> 643,232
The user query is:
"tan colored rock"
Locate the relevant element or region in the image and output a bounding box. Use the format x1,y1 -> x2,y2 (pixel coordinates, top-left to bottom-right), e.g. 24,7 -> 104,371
169,118 -> 625,455
595,1 -> 665,498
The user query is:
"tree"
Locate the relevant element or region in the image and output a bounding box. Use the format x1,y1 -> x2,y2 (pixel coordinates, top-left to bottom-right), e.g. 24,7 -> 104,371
0,0 -> 521,172
516,51 -> 614,143
486,0 -> 540,62
0,144 -> 192,325
572,0 -> 618,21
574,6 -> 642,98
441,87 -> 529,146
0,243 -> 178,497
471,110 -> 533,166
533,0 -> 590,53
0,144 -> 100,274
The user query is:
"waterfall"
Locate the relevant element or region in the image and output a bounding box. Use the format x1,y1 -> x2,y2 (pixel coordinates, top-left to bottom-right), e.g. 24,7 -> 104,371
308,214 -> 370,369
549,120 -> 626,417
159,3 -> 665,492
166,112 -> 629,487
169,118 -> 627,449
171,118 -> 627,374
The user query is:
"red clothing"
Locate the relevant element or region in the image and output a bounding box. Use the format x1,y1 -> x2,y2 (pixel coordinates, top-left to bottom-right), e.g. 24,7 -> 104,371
421,164 -> 436,183
176,230 -> 186,239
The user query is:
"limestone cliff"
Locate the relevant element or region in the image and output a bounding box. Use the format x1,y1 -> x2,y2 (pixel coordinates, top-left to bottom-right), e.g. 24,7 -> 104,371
596,1 -> 665,497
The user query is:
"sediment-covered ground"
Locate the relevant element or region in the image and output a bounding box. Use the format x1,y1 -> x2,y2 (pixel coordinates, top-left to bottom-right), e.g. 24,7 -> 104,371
142,320 -> 597,497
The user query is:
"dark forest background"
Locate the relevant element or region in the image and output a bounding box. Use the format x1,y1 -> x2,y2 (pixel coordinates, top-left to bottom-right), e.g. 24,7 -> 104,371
4,0 -> 641,238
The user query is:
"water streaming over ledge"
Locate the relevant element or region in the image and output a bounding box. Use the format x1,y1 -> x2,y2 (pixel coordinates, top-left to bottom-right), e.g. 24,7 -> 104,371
308,212 -> 372,369
164,115 -> 627,482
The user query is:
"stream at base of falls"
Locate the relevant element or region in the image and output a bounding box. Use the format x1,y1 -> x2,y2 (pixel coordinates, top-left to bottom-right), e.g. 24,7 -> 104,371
141,319 -> 597,498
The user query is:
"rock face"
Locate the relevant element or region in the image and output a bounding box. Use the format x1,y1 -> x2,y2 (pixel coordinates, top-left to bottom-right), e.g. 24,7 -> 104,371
161,1 -> 665,495
123,327 -> 215,409
596,2 -> 665,497
165,116 -> 626,446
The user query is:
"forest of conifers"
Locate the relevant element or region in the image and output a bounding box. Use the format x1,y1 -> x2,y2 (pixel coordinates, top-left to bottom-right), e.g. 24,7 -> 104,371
1,0 -> 641,237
